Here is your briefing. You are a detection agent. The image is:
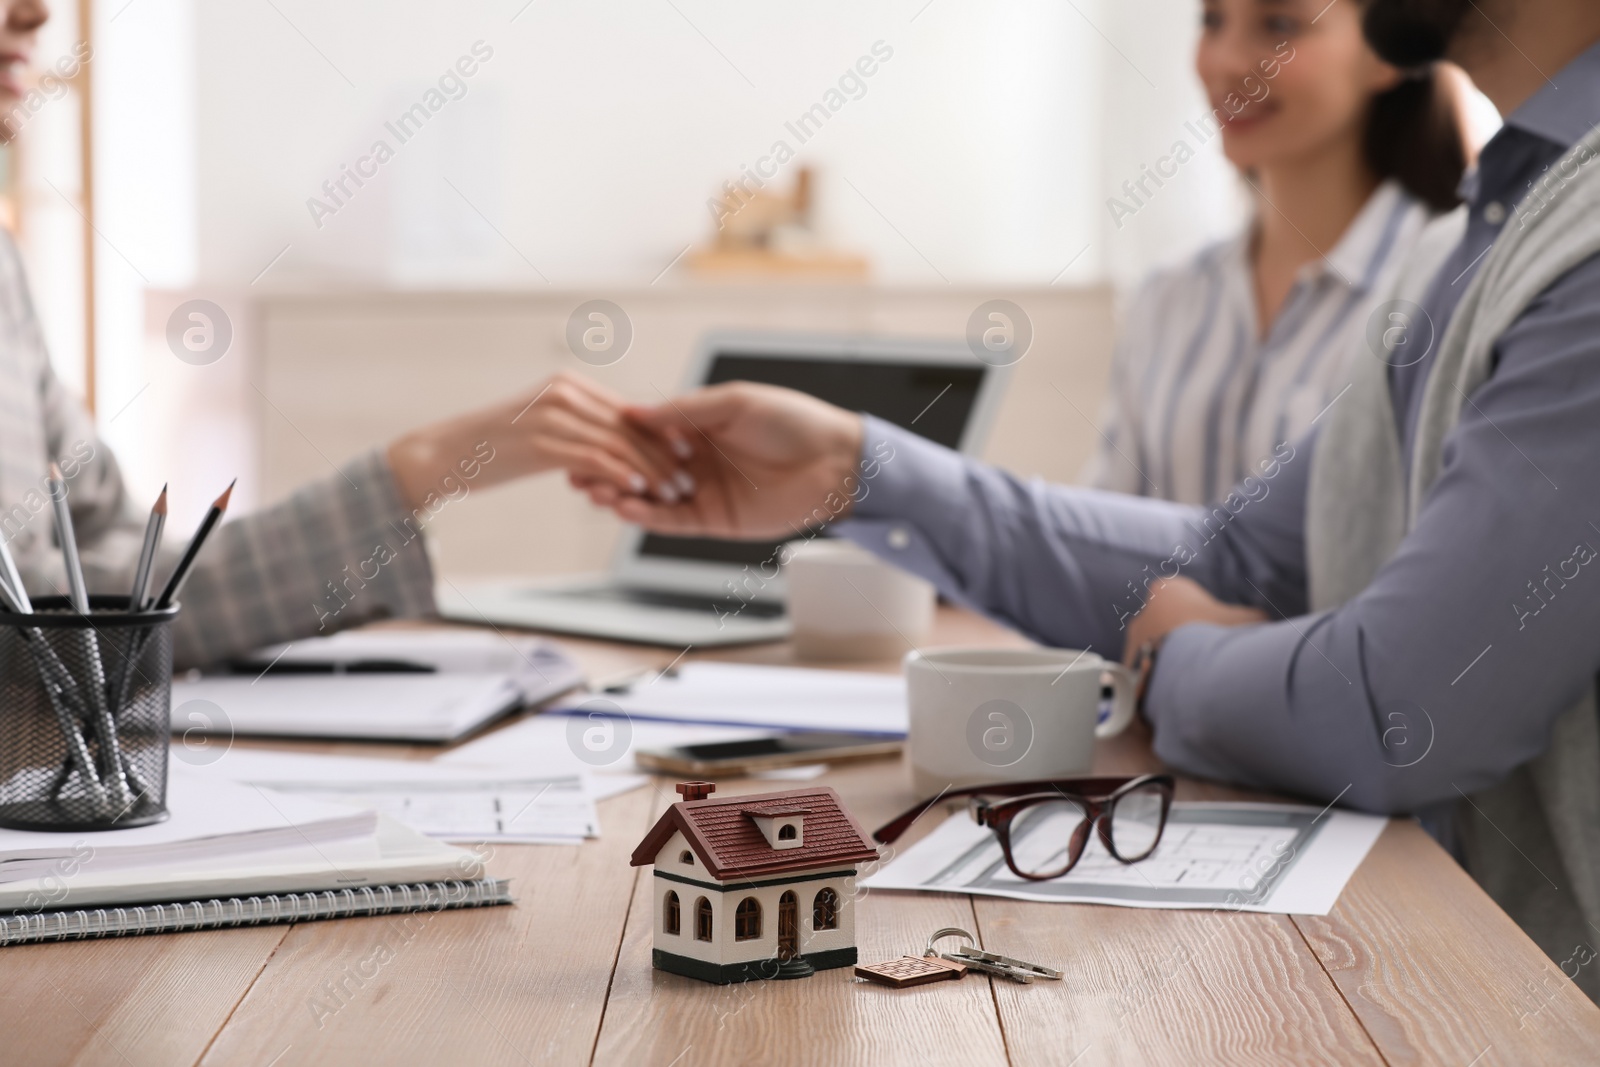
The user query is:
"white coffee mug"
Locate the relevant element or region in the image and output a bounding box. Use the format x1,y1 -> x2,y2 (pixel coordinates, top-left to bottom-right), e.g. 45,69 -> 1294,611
782,538 -> 935,662
904,646 -> 1136,794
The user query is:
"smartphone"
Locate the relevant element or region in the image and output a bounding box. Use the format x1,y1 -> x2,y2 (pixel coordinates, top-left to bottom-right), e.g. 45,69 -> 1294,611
632,732 -> 903,776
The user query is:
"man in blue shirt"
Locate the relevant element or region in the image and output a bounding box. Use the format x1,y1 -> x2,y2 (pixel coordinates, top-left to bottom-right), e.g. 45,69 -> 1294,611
581,0 -> 1600,995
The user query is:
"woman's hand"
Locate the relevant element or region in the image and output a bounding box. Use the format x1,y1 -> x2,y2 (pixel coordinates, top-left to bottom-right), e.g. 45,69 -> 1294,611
1122,576 -> 1269,664
385,372 -> 690,512
570,381 -> 865,540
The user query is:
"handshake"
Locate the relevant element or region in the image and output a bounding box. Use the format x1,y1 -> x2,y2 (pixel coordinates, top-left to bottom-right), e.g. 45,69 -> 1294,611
383,372 -> 869,540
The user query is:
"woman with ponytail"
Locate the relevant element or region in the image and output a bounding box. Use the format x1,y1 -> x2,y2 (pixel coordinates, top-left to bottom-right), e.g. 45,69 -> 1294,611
1086,0 -> 1469,505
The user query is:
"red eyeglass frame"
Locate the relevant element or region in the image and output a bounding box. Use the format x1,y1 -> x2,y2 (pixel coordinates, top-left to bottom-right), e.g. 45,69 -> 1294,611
873,774 -> 1175,882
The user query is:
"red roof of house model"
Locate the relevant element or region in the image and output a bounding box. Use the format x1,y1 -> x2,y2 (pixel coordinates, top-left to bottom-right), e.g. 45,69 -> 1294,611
629,785 -> 879,880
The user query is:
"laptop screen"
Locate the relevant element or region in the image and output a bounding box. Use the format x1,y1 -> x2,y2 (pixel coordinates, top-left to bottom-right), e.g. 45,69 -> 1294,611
636,351 -> 987,572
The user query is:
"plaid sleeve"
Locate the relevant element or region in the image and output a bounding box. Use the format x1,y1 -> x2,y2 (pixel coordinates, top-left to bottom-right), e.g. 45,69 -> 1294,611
163,449 -> 437,669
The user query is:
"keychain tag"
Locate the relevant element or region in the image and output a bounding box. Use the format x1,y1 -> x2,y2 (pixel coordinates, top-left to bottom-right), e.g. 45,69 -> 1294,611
854,954 -> 968,988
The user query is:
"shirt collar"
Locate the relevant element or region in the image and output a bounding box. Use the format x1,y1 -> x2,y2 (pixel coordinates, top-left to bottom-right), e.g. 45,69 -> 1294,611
1501,37 -> 1600,152
1303,179 -> 1414,292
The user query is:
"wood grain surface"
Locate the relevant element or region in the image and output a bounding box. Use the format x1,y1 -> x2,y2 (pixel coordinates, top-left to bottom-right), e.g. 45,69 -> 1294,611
0,607 -> 1596,1066
0,927 -> 289,1066
1294,818 -> 1600,1066
198,784 -> 657,1067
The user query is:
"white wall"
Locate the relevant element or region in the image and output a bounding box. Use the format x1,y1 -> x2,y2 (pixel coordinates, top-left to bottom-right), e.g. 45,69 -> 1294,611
93,0 -> 195,503
1098,1 -> 1249,297
185,0 -> 1105,289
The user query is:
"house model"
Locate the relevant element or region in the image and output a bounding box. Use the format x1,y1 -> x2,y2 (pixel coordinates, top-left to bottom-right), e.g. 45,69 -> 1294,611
630,781 -> 880,984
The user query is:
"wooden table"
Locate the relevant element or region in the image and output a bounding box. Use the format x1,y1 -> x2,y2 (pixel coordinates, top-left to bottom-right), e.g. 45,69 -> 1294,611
4,607 -> 1598,1066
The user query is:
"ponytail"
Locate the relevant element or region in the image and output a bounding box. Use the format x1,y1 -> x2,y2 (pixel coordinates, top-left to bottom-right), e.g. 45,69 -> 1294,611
1364,67 -> 1466,212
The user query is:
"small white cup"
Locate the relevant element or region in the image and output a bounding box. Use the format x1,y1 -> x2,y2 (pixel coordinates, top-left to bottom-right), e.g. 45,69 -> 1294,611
904,646 -> 1136,794
782,538 -> 935,662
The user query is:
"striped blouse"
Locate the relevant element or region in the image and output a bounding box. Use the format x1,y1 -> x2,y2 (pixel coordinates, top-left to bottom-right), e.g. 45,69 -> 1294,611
1084,180 -> 1432,505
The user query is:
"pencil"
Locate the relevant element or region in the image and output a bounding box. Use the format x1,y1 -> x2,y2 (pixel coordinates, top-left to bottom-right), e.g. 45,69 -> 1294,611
0,528 -> 30,614
47,463 -> 133,812
0,532 -> 81,704
154,479 -> 234,610
48,464 -> 89,614
112,486 -> 168,741
128,485 -> 167,612
0,545 -> 110,814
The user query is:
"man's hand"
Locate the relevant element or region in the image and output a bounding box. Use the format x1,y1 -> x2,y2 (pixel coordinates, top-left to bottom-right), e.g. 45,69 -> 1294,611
1123,576 -> 1269,664
571,382 -> 865,540
386,372 -> 688,512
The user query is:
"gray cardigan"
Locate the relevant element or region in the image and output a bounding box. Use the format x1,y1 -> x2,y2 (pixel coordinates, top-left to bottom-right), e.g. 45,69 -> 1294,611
1309,122 -> 1600,997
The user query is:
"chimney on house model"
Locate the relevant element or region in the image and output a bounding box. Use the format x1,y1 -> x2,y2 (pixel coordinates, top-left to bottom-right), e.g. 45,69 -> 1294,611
676,781 -> 716,802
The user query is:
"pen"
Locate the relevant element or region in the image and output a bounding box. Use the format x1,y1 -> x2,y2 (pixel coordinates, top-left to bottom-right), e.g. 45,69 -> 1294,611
128,485 -> 167,611
229,658 -> 437,676
47,463 -> 133,812
591,663 -> 682,694
154,479 -> 234,610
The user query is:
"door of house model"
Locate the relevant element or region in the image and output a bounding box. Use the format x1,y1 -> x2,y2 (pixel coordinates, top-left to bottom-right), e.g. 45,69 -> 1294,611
778,892 -> 798,959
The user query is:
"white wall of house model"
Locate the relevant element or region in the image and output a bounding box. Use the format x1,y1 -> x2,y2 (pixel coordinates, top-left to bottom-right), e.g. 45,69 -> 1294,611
648,829 -> 859,969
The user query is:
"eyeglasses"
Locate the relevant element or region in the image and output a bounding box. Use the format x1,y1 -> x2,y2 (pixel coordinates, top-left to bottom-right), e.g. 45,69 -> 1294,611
873,775 -> 1175,881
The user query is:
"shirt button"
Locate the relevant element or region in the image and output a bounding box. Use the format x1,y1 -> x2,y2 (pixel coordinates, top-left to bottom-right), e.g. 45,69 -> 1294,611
886,527 -> 910,550
1484,201 -> 1506,226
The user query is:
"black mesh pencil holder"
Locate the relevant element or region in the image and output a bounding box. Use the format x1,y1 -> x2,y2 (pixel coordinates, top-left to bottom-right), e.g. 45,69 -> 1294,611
0,596 -> 176,831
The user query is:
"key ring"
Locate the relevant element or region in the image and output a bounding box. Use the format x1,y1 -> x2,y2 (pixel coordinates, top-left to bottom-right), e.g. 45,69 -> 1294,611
924,927 -> 978,958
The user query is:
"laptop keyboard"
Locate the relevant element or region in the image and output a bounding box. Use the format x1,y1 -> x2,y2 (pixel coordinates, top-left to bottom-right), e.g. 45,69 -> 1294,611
532,584 -> 787,620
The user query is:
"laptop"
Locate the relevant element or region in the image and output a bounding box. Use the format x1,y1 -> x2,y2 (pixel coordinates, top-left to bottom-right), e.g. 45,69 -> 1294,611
438,331 -> 1010,647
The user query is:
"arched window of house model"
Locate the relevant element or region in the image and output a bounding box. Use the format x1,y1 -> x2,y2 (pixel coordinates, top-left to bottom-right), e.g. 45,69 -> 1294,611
663,891 -> 680,935
734,897 -> 762,941
813,887 -> 839,931
695,897 -> 713,942
680,849 -> 694,865
778,824 -> 797,840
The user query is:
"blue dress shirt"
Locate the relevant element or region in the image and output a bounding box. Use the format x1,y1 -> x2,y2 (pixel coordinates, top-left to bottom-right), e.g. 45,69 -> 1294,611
838,41 -> 1600,816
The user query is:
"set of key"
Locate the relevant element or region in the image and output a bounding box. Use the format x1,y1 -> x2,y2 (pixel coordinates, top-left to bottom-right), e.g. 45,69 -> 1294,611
855,927 -> 1063,989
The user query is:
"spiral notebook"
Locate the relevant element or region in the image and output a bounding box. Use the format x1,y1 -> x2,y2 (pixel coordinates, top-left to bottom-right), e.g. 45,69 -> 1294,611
0,878 -> 513,946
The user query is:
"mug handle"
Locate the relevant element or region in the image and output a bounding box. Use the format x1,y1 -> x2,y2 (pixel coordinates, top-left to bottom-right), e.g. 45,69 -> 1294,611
1097,663 -> 1136,739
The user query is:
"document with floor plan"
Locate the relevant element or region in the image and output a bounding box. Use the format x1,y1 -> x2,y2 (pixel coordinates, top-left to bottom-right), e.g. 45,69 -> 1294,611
862,803 -> 1387,915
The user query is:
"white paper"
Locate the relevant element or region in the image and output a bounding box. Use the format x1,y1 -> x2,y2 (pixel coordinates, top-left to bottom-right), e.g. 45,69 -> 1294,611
0,815 -> 482,912
440,711 -> 774,778
862,802 -> 1387,916
197,748 -> 612,844
254,781 -> 595,843
753,763 -> 831,781
0,768 -> 376,882
547,662 -> 908,735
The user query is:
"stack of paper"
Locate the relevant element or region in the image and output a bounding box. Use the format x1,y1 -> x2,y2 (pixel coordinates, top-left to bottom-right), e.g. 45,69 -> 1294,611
0,766 -> 489,911
439,662 -> 908,780
441,713 -> 775,777
198,748 -> 633,844
171,631 -> 585,743
546,662 -> 908,735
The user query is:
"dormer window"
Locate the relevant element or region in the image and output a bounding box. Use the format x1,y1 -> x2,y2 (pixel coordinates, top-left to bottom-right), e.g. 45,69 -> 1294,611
750,808 -> 809,850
